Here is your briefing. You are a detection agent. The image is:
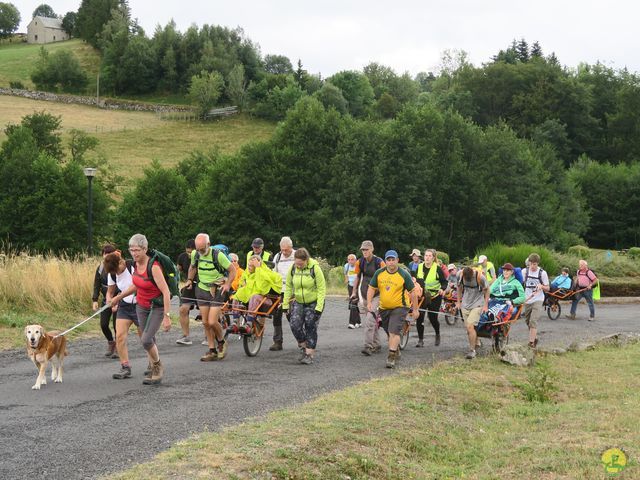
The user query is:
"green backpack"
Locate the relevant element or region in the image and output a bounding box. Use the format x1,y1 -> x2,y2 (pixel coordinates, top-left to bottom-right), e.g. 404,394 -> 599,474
147,249 -> 180,303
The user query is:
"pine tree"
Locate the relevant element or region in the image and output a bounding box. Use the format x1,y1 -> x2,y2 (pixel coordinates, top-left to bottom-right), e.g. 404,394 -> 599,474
516,38 -> 529,63
531,41 -> 543,58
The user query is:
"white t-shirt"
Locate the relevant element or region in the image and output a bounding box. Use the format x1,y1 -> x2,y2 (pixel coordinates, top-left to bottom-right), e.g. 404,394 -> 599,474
273,250 -> 296,288
523,267 -> 549,304
107,263 -> 136,304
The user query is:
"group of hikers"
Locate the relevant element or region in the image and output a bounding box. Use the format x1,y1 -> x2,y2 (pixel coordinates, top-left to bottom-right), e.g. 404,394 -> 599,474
92,234 -> 599,384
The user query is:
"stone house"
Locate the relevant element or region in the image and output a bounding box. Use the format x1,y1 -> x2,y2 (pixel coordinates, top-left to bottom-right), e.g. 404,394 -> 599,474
27,16 -> 69,44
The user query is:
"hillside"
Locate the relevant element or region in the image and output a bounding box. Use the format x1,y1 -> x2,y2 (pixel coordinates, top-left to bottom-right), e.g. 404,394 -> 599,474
0,95 -> 276,179
0,39 -> 101,89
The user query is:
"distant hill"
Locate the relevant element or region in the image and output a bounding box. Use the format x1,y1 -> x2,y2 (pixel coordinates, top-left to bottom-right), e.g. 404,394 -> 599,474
0,39 -> 100,90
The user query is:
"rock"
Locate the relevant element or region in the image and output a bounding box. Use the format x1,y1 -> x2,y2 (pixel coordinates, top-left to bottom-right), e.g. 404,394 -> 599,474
595,332 -> 640,347
567,341 -> 596,352
500,344 -> 535,367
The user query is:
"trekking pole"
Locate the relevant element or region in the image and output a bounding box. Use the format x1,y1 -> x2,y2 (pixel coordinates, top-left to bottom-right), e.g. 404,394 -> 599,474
53,303 -> 112,339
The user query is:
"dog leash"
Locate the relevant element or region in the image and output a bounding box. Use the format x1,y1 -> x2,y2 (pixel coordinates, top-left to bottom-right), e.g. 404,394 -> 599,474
53,303 -> 112,338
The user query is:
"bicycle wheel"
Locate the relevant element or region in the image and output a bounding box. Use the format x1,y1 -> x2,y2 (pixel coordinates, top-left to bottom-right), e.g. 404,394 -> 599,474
547,301 -> 561,320
444,311 -> 457,326
242,326 -> 263,357
399,322 -> 410,350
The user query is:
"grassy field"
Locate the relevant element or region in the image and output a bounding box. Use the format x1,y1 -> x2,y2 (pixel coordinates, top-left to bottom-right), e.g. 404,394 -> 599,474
110,343 -> 639,479
0,95 -> 276,178
0,39 -> 100,89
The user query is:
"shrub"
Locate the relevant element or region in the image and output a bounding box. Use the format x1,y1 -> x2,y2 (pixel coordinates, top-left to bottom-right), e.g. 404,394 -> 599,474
9,80 -> 24,89
476,243 -> 558,274
514,360 -> 558,403
436,251 -> 449,265
31,48 -> 88,93
567,245 -> 590,258
627,247 -> 640,261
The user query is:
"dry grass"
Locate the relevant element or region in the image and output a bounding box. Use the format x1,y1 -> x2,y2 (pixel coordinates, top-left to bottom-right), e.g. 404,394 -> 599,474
110,344 -> 640,479
0,96 -> 277,180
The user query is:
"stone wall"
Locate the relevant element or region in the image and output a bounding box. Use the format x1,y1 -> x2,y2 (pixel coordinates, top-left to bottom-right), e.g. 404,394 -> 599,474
0,88 -> 193,113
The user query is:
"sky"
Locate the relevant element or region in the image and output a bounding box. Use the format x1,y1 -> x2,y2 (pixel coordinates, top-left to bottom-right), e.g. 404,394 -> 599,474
11,1 -> 640,77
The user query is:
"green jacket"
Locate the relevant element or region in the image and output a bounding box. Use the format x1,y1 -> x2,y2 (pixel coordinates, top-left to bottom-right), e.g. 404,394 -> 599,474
490,275 -> 526,304
283,258 -> 326,312
234,264 -> 282,304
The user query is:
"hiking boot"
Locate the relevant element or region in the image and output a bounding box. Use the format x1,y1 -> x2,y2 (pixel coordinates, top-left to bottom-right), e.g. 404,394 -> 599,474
528,339 -> 538,349
565,313 -> 576,320
200,350 -> 218,362
298,347 -> 307,362
217,341 -> 227,360
269,341 -> 283,351
372,345 -> 382,353
435,334 -> 441,346
142,360 -> 163,385
112,365 -> 131,379
348,324 -> 356,329
386,350 -> 397,369
361,347 -> 373,356
588,316 -> 595,322
415,339 -> 424,348
465,350 -> 477,360
105,340 -> 117,358
176,335 -> 193,346
144,362 -> 152,378
300,354 -> 314,365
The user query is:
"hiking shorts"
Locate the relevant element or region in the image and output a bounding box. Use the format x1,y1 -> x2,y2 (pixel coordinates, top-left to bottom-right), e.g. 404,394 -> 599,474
523,301 -> 543,329
379,307 -> 408,335
180,284 -> 197,307
116,301 -> 139,325
195,285 -> 229,308
461,307 -> 482,327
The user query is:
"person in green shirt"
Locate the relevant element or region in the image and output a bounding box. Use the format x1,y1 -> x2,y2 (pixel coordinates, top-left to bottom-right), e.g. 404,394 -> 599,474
282,248 -> 326,365
185,233 -> 236,362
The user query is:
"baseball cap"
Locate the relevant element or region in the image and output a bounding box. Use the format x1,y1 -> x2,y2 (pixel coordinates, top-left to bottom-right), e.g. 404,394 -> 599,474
251,238 -> 264,248
411,248 -> 421,257
360,240 -> 374,250
447,263 -> 456,271
502,262 -> 514,270
477,254 -> 488,264
384,250 -> 399,260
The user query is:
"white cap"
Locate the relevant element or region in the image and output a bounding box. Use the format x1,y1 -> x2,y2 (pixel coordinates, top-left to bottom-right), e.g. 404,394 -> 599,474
477,255 -> 488,264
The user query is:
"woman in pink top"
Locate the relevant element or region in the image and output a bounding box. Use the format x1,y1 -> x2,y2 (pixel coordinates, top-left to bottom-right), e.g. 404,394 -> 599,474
111,234 -> 171,385
566,260 -> 597,321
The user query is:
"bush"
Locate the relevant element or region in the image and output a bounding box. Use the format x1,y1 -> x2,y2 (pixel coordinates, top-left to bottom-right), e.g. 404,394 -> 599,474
31,48 -> 88,93
514,360 -> 558,403
9,80 -> 24,89
627,247 -> 640,261
567,245 -> 590,258
436,251 -> 449,265
477,243 -> 558,274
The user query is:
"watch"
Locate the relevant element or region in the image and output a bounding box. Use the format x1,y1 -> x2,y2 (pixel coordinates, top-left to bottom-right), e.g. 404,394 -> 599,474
164,312 -> 171,317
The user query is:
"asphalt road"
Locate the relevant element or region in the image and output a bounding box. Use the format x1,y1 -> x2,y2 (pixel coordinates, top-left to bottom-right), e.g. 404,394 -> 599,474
0,298 -> 638,479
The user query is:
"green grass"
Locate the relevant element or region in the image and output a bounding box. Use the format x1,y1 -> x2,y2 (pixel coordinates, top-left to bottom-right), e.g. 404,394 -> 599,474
0,95 -> 276,180
0,39 -> 101,90
109,343 -> 640,479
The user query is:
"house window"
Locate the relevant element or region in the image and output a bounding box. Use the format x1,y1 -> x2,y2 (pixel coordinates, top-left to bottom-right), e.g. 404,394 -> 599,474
35,35 -> 38,41
53,36 -> 56,41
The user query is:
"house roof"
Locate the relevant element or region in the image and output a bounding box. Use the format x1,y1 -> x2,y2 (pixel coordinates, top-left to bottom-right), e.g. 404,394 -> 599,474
32,16 -> 64,30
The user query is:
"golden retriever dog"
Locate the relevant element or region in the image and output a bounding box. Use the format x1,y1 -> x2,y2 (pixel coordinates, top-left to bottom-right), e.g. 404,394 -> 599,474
25,325 -> 68,390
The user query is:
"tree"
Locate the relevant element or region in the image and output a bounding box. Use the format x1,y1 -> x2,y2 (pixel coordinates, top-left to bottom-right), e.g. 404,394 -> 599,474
516,38 -> 529,63
76,0 -> 125,48
313,82 -> 348,114
68,129 -> 99,163
226,63 -> 247,109
32,3 -> 55,18
375,92 -> 399,118
61,11 -> 77,36
117,35 -> 157,94
264,54 -> 293,75
5,111 -> 63,160
189,70 -> 224,118
531,41 -> 543,59
31,48 -> 89,93
327,70 -> 374,118
0,2 -> 20,39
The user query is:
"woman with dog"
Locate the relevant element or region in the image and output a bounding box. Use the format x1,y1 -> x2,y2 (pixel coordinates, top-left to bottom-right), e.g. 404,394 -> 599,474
92,244 -> 119,358
110,234 -> 171,386
104,251 -> 140,380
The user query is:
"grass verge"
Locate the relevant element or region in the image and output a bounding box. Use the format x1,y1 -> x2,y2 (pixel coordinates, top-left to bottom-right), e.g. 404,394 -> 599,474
110,343 -> 640,479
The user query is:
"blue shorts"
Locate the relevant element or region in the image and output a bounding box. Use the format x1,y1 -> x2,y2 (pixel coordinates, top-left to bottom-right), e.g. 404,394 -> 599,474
116,301 -> 139,325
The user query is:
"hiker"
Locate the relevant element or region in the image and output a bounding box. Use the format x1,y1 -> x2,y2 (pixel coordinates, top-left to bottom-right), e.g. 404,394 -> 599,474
230,253 -> 244,292
489,263 -> 526,304
475,254 -> 497,285
550,267 -> 572,293
415,249 -> 448,347
456,266 -> 489,359
351,240 -> 385,356
444,263 -> 459,298
566,260 -> 598,321
367,250 -> 419,368
103,251 -> 140,379
270,236 -> 296,351
186,233 -> 237,362
282,248 -> 327,365
408,249 -> 421,275
109,234 -> 172,385
176,239 -> 197,346
92,243 -> 118,359
522,253 -> 550,348
245,237 -> 271,269
344,253 -> 360,329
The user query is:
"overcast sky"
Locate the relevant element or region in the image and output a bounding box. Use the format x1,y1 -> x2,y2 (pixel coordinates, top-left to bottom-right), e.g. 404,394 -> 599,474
11,1 -> 640,76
